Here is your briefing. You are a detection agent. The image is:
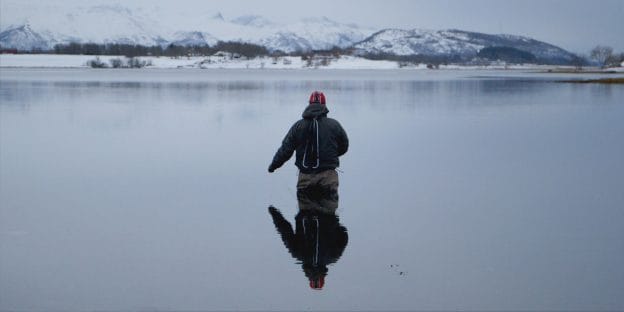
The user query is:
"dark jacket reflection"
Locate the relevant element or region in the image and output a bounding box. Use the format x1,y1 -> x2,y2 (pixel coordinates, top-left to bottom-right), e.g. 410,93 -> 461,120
268,188 -> 348,290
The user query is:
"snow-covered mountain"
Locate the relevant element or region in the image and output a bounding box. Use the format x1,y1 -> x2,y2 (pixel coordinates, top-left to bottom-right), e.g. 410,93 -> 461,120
0,3 -> 578,64
0,24 -> 49,51
170,31 -> 218,47
0,4 -> 167,49
0,4 -> 371,53
354,29 -> 577,64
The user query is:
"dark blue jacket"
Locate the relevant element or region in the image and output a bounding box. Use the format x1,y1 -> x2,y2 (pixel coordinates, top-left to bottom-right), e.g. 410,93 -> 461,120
269,104 -> 349,174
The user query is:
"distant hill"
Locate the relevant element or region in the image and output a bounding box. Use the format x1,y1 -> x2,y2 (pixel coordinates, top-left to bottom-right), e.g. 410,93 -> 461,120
353,29 -> 577,64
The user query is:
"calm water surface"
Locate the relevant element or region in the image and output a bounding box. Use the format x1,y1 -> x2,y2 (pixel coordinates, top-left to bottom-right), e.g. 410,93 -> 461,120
1,68 -> 623,311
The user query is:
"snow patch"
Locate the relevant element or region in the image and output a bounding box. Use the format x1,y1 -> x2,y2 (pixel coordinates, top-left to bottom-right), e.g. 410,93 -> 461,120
0,54 -> 398,69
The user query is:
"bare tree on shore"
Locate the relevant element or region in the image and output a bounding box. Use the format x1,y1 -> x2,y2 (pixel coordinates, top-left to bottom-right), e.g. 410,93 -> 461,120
590,45 -> 614,68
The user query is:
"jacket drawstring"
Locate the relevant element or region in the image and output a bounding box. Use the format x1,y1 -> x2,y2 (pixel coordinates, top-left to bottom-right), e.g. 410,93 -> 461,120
314,217 -> 319,266
302,216 -> 321,266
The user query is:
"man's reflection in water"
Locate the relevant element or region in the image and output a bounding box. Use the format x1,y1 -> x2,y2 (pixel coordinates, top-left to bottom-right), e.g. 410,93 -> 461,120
268,187 -> 348,290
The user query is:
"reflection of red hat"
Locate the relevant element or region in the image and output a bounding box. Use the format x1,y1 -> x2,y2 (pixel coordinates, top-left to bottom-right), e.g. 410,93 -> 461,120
309,91 -> 326,105
309,276 -> 325,290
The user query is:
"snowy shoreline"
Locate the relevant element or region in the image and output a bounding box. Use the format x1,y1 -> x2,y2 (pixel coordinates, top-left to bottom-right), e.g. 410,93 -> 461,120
1,53 -> 605,71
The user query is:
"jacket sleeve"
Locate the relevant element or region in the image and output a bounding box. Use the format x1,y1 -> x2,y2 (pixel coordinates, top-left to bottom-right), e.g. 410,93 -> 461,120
268,206 -> 295,254
336,122 -> 349,157
269,121 -> 300,170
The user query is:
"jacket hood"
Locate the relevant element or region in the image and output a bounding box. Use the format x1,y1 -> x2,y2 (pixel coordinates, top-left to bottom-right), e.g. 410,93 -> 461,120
302,104 -> 329,119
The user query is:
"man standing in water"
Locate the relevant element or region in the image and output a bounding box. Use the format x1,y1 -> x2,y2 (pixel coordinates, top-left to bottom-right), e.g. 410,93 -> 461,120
268,91 -> 349,192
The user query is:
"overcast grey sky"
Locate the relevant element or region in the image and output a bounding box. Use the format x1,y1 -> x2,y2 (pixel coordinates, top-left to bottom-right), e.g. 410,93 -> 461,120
2,0 -> 623,53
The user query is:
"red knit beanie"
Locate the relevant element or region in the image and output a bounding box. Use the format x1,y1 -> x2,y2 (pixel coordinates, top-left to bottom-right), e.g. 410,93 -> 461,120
309,91 -> 326,105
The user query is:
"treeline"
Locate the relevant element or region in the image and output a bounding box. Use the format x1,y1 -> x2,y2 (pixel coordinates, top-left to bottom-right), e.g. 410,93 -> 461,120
52,41 -> 270,58
360,52 -> 464,66
87,56 -> 152,68
362,48 -> 582,66
11,41 -> 624,67
477,46 -> 537,64
476,46 -> 593,66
